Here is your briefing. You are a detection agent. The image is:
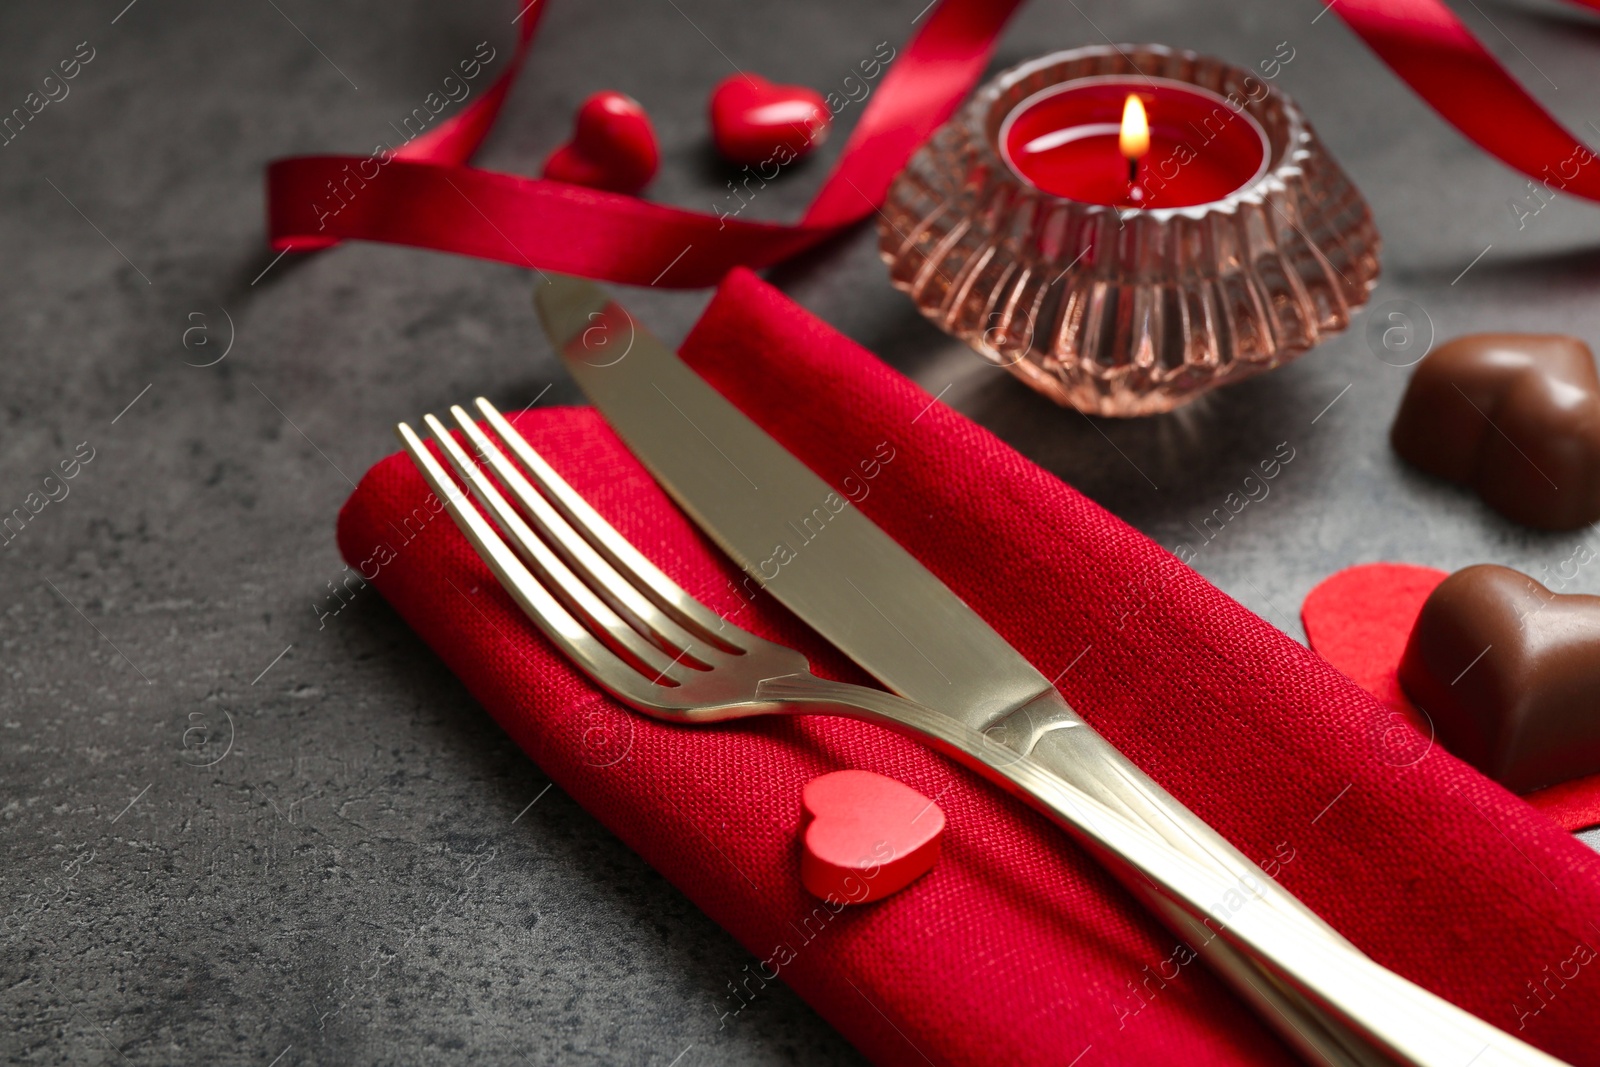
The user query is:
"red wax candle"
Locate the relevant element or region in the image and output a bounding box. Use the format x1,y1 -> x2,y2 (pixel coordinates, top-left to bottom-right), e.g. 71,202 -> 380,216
1000,76 -> 1268,208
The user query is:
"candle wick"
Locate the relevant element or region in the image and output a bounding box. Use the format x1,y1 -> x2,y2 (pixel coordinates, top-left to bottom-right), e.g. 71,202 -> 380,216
1127,156 -> 1139,187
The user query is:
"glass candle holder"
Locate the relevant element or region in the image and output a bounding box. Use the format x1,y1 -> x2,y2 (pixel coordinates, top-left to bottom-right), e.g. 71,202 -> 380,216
878,44 -> 1381,417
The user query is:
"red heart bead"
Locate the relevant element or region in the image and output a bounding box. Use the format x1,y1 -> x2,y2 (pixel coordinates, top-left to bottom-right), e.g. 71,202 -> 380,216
542,90 -> 659,195
709,74 -> 830,167
799,770 -> 943,904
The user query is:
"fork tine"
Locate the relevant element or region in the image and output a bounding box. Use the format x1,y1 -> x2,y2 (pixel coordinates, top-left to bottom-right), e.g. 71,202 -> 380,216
446,404 -> 719,664
395,421 -> 678,703
418,414 -> 695,687
473,398 -> 740,651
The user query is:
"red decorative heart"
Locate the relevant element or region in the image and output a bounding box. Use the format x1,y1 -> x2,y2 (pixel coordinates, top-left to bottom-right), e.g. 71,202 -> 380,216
1302,562 -> 1600,831
709,74 -> 830,167
800,770 -> 943,904
542,90 -> 659,195
1301,562 -> 1446,722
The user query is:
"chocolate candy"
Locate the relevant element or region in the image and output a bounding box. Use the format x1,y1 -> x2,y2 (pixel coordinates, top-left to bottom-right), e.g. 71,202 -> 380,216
1390,333 -> 1600,530
1398,564 -> 1600,792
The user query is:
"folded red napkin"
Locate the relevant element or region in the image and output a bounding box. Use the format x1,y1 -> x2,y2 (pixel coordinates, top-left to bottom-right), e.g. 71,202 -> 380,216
338,269 -> 1600,1066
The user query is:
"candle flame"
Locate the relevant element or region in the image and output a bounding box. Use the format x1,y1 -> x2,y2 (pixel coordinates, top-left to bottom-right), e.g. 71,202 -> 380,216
1119,93 -> 1150,161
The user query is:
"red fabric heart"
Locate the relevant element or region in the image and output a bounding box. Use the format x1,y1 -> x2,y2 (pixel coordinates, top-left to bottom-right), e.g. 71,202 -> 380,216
800,770 -> 944,904
1302,562 -> 1600,831
541,90 -> 658,194
709,74 -> 830,167
1301,563 -> 1446,723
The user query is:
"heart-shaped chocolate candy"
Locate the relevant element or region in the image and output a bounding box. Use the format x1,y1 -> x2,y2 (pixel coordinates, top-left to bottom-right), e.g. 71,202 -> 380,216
1391,333 -> 1600,530
1398,564 -> 1600,792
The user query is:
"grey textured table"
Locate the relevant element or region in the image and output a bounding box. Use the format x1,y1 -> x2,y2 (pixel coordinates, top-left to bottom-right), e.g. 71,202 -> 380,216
5,0 -> 1600,1063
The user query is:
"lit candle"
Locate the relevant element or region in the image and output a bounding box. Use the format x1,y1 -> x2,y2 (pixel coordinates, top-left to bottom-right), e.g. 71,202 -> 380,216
1000,76 -> 1269,208
1120,92 -> 1149,195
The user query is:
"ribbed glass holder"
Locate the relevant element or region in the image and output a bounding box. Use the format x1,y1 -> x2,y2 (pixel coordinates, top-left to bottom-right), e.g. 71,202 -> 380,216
878,45 -> 1381,417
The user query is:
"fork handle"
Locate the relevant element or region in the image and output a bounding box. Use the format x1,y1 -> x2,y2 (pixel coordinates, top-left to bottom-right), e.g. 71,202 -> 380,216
757,674 -> 1568,1067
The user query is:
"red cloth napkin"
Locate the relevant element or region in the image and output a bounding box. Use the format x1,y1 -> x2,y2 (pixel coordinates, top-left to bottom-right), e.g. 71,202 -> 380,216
338,269 -> 1600,1066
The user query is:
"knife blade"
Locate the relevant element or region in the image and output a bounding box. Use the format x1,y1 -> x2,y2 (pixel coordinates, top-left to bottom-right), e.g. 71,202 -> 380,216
535,274 -> 1050,732
534,276 -> 1361,959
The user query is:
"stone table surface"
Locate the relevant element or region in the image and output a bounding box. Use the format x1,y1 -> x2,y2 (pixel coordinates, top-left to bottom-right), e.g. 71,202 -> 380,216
4,0 -> 1600,1064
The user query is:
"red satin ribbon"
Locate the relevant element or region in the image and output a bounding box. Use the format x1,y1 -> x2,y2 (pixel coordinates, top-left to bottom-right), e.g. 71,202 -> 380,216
1332,0 -> 1600,201
265,0 -> 1600,287
267,0 -> 1025,286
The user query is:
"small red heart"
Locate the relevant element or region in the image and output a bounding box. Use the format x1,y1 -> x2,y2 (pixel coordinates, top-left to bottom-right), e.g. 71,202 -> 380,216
1301,562 -> 1447,722
800,770 -> 943,904
710,74 -> 830,167
542,90 -> 659,195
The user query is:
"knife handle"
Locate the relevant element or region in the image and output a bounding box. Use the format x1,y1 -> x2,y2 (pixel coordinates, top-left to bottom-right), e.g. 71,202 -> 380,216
758,674 -> 1565,1066
1001,692 -> 1400,1064
996,688 -> 1358,950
